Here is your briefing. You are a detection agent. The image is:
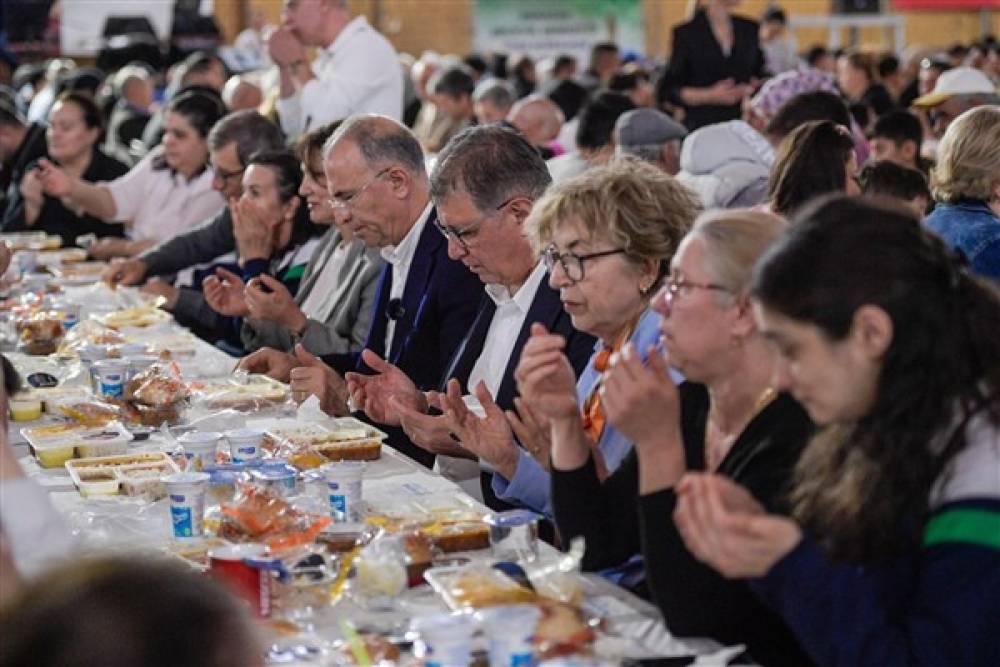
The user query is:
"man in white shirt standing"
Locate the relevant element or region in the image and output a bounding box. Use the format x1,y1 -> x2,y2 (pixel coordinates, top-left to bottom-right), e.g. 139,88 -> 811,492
269,0 -> 404,138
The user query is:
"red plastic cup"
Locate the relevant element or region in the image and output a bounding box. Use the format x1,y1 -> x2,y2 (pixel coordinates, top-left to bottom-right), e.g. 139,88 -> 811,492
208,544 -> 272,617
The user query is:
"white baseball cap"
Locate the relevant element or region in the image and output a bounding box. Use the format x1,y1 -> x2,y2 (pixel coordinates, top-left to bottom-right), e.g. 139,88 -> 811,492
912,66 -> 997,108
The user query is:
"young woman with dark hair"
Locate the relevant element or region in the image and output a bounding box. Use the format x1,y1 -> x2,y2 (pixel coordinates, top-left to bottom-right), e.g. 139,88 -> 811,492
674,195 -> 1000,666
767,120 -> 859,217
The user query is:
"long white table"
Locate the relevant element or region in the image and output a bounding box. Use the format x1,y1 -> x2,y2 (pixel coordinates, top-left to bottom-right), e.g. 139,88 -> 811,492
5,282 -> 733,665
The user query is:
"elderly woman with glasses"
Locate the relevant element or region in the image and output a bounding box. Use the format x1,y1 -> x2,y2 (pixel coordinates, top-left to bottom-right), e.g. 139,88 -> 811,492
452,158 -> 698,516
517,209 -> 816,665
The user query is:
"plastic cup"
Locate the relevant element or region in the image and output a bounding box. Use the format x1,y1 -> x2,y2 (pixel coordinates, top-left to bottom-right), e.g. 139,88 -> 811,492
178,431 -> 222,472
79,343 -> 109,364
164,472 -> 210,538
251,465 -> 297,497
476,604 -> 542,667
92,359 -> 128,399
225,428 -> 265,464
119,342 -> 148,357
321,461 -> 364,522
411,612 -> 476,667
208,543 -> 273,617
486,510 -> 542,563
18,250 -> 37,274
124,355 -> 159,380
59,302 -> 81,329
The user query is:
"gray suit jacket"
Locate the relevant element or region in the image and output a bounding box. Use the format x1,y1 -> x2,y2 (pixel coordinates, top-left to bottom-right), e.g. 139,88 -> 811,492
240,227 -> 384,356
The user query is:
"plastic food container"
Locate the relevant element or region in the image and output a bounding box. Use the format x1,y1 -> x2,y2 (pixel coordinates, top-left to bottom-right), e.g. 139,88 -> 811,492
476,604 -> 542,667
225,428 -> 265,464
92,359 -> 128,399
486,509 -> 542,563
321,461 -> 364,522
74,426 -> 131,458
31,438 -> 78,468
411,612 -> 476,667
9,396 -> 42,421
178,431 -> 222,472
164,472 -> 211,538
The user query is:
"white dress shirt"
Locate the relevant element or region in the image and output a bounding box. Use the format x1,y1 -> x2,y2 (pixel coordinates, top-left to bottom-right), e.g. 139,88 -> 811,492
276,15 -> 404,138
437,262 -> 548,493
380,202 -> 433,354
104,147 -> 224,243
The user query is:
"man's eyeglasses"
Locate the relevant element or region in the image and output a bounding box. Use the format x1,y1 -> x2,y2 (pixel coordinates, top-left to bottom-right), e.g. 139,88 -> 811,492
661,276 -> 730,311
329,168 -> 390,211
212,165 -> 244,185
543,245 -> 626,284
434,196 -> 519,254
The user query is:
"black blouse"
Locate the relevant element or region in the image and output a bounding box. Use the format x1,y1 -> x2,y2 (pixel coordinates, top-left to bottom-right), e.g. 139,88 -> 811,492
656,10 -> 766,131
2,147 -> 130,248
551,382 -> 815,667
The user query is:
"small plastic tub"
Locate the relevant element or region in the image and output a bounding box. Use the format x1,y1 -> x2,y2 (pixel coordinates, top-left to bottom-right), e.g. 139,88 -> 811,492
9,396 -> 42,422
225,428 -> 265,464
75,428 -> 130,458
178,431 -> 222,472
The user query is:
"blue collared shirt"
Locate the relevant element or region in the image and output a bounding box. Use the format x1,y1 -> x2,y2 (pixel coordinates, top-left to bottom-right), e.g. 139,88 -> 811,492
492,307 -> 680,516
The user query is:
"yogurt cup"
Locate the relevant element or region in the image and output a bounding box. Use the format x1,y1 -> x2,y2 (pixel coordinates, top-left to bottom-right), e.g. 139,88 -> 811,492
92,359 -> 128,399
476,604 -> 542,667
58,302 -> 81,329
119,342 -> 148,357
251,466 -> 297,497
164,472 -> 210,538
178,431 -> 222,472
79,343 -> 109,364
411,612 -> 476,667
124,355 -> 159,380
321,461 -> 364,522
225,428 -> 265,464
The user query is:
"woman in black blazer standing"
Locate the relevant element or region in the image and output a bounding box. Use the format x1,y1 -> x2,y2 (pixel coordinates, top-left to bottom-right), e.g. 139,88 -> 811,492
656,0 -> 766,131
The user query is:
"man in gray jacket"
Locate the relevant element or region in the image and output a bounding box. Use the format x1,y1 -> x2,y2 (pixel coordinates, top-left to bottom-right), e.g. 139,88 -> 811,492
101,110 -> 285,329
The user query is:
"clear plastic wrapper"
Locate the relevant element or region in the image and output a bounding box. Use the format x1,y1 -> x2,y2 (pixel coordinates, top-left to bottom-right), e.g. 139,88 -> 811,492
188,373 -> 291,412
218,483 -> 331,553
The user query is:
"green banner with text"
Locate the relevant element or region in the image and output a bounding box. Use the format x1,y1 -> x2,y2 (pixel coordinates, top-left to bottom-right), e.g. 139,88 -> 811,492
473,0 -> 645,63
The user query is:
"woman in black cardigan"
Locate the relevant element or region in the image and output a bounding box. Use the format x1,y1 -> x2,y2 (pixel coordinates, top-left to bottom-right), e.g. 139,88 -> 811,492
519,210 -> 814,666
656,0 -> 766,131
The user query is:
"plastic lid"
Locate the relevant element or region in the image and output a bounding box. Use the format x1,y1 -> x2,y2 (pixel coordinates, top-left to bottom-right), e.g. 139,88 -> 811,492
251,468 -> 296,482
178,431 -> 222,444
485,509 -> 542,528
163,472 -> 211,486
410,611 -> 475,637
224,428 -> 265,439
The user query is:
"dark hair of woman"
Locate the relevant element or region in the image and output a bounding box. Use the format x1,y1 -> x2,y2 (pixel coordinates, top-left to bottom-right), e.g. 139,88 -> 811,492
0,558 -> 261,667
296,119 -> 343,179
750,195 -> 1000,562
768,120 -> 855,217
166,88 -> 227,139
53,91 -> 104,133
245,148 -> 321,242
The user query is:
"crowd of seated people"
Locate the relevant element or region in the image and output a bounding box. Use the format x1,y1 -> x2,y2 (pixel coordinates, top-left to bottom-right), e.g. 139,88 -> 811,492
1,0 -> 998,664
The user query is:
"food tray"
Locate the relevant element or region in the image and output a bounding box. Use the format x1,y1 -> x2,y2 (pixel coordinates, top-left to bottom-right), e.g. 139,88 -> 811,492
51,261 -> 107,284
1,232 -> 61,251
189,374 -> 290,411
266,417 -> 387,464
35,248 -> 88,266
23,421 -> 133,468
97,306 -> 171,330
65,451 -> 180,497
423,564 -> 537,611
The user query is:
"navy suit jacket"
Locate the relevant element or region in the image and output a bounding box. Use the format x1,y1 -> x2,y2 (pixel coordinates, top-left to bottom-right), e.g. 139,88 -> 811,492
438,275 -> 596,510
442,276 -> 594,411
322,208 -> 483,465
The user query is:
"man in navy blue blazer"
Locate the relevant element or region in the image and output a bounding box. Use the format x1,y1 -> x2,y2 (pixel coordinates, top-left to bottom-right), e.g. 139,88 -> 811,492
343,125 -> 595,509
239,115 -> 482,466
